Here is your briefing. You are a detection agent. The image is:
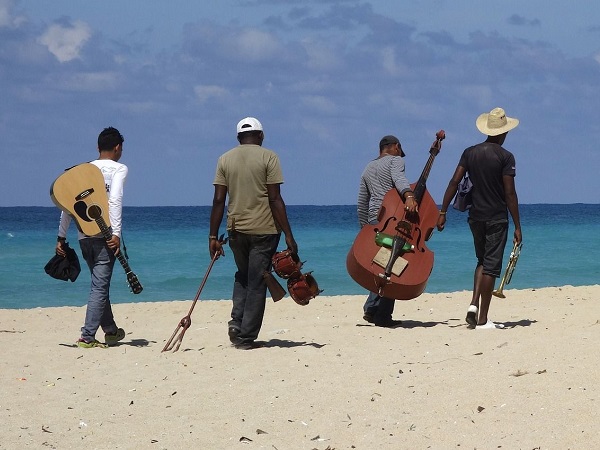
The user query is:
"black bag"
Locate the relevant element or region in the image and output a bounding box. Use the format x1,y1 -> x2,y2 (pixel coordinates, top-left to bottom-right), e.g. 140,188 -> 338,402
44,242 -> 81,282
452,174 -> 473,212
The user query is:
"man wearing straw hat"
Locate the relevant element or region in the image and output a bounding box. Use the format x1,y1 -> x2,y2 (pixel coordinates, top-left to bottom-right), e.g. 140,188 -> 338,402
436,107 -> 523,329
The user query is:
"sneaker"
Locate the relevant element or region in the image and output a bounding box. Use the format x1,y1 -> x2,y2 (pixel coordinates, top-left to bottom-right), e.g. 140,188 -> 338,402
466,305 -> 478,328
77,338 -> 108,349
104,328 -> 126,347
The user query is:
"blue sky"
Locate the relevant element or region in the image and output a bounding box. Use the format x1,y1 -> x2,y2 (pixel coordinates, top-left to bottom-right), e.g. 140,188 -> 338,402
2,0 -> 599,206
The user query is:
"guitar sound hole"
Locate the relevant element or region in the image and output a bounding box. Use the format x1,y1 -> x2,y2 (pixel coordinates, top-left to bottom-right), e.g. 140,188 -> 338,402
74,201 -> 93,222
88,205 -> 102,220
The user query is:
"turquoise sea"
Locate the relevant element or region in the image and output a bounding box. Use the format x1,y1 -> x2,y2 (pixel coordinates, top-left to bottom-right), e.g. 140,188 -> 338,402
1,204 -> 599,310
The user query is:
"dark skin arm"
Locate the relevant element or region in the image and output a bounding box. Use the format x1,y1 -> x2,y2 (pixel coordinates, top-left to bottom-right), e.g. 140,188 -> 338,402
503,174 -> 522,245
436,165 -> 466,231
208,183 -> 298,258
436,166 -> 522,245
267,183 -> 298,254
209,184 -> 227,259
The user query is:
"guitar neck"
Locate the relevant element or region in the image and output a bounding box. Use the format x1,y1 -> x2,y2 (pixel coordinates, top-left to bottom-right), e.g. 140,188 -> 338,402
94,217 -> 134,274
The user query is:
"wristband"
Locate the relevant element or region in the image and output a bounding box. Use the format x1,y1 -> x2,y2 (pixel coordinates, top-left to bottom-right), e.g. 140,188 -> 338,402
57,236 -> 66,242
439,211 -> 447,215
209,235 -> 218,240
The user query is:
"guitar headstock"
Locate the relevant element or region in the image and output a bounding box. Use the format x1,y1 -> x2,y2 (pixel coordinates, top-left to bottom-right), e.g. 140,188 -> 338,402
127,273 -> 144,294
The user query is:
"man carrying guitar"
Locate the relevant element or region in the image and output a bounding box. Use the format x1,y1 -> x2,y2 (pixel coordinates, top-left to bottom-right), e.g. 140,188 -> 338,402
55,127 -> 128,348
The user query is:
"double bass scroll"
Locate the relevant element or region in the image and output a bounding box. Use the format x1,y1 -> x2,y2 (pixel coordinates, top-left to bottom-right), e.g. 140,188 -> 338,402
346,130 -> 445,300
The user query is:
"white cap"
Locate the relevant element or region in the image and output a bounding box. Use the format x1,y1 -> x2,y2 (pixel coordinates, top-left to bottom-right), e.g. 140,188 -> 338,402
236,117 -> 263,134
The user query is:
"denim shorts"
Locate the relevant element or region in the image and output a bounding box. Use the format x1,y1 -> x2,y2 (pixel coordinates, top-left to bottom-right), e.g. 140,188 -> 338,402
468,219 -> 508,278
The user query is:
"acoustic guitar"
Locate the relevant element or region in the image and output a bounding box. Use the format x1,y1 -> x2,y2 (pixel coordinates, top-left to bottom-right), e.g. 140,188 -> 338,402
50,163 -> 143,294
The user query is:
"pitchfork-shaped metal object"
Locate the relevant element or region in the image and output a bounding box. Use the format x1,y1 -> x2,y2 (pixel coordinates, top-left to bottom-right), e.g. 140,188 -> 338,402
162,235 -> 227,352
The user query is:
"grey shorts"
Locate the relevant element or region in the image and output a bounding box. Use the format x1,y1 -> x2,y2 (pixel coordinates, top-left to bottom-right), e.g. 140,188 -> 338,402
468,219 -> 509,278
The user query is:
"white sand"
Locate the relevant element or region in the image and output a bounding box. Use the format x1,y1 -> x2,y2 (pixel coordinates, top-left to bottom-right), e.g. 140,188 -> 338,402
1,285 -> 599,449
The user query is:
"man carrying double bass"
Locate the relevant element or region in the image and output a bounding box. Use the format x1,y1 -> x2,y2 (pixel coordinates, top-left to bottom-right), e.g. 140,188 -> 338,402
356,135 -> 418,327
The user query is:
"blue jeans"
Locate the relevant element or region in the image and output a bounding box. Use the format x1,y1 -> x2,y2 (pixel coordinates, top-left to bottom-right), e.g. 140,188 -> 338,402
79,238 -> 118,341
364,292 -> 395,324
363,219 -> 395,324
228,231 -> 280,342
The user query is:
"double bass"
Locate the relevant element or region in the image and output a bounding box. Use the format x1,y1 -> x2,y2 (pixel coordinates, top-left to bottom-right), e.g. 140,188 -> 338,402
346,130 -> 445,300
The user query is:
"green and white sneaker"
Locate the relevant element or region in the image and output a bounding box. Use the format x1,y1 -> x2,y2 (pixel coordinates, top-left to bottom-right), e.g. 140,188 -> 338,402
104,328 -> 126,347
77,339 -> 108,349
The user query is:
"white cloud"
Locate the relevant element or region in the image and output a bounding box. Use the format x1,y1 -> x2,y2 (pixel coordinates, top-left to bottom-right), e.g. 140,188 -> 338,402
301,39 -> 341,71
300,94 -> 337,114
38,20 -> 92,63
193,84 -> 229,103
380,46 -> 409,76
232,28 -> 281,62
0,0 -> 26,28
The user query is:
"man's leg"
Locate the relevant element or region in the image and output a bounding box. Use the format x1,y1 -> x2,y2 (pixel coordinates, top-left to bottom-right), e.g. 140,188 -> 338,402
363,292 -> 380,322
373,296 -> 396,327
79,238 -> 116,342
467,220 -> 486,327
477,220 -> 508,327
475,273 -> 496,325
237,234 -> 279,343
228,231 -> 250,338
465,265 -> 482,327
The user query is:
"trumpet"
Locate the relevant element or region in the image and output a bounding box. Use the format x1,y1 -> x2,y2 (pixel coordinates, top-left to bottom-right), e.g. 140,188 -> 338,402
492,241 -> 523,298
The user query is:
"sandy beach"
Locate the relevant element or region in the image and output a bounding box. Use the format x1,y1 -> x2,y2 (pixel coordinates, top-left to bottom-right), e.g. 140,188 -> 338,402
1,285 -> 599,449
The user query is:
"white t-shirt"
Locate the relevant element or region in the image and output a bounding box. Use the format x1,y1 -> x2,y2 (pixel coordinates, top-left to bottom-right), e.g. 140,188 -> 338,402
58,159 -> 128,239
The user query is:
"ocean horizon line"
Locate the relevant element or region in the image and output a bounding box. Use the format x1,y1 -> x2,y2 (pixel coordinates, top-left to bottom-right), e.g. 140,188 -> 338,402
1,202 -> 599,209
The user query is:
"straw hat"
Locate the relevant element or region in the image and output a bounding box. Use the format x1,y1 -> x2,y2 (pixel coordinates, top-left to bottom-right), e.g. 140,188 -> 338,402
476,107 -> 519,136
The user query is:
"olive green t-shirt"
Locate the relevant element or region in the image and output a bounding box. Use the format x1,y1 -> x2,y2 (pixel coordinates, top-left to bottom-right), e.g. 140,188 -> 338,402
213,144 -> 283,234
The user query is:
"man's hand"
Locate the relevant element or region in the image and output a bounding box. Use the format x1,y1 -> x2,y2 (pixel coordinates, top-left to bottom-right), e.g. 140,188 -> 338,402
285,235 -> 298,255
513,228 -> 522,245
209,239 -> 225,260
107,235 -> 121,255
405,197 -> 419,213
436,214 -> 447,231
55,240 -> 66,257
